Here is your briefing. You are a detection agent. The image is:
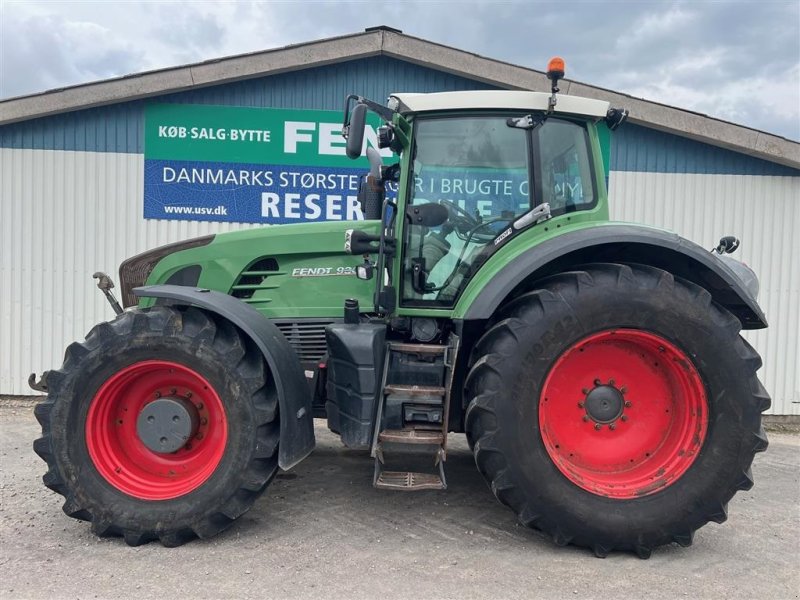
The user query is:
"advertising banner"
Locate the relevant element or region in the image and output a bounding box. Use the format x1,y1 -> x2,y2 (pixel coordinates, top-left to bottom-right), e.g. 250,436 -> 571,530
144,104 -> 389,224
411,166 -> 530,217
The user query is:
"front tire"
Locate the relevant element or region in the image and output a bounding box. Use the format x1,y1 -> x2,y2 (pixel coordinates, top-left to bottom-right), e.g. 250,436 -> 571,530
465,263 -> 770,557
34,306 -> 280,546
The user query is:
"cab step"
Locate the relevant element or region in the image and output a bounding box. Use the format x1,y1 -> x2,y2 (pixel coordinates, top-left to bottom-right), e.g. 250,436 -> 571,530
374,469 -> 446,491
387,342 -> 447,355
378,429 -> 444,445
384,384 -> 446,397
371,336 -> 460,493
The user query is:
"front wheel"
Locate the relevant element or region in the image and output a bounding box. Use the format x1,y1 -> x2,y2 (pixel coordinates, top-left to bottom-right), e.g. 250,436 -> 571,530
465,263 -> 770,557
34,306 -> 280,546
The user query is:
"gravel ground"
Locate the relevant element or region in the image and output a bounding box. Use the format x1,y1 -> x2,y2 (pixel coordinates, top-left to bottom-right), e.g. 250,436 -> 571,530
1,401 -> 798,600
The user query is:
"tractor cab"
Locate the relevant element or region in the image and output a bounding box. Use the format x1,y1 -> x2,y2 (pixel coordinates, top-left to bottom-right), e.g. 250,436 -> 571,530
340,64 -> 628,318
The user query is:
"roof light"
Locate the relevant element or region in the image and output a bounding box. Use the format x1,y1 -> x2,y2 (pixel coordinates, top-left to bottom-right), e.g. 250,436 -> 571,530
547,56 -> 565,81
546,56 -> 565,111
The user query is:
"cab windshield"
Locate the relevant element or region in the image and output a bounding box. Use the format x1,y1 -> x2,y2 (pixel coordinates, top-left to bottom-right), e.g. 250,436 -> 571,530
401,114 -> 595,307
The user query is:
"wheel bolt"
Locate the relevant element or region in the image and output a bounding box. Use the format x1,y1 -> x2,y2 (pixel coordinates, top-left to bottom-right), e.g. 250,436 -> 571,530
200,417 -> 208,425
625,401 -> 632,408
197,403 -> 204,410
594,378 -> 602,386
577,402 -> 584,409
594,423 -> 602,430
620,386 -> 627,394
186,392 -> 192,398
154,391 -> 161,398
582,388 -> 589,395
583,415 -> 590,422
621,415 -> 628,422
609,379 -> 615,386
609,423 -> 616,431
170,388 -> 177,395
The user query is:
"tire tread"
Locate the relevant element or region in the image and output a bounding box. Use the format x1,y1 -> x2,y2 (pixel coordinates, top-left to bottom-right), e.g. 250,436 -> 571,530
465,262 -> 770,558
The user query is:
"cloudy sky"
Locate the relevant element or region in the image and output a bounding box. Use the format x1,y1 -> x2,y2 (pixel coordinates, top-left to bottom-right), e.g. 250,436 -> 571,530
1,0 -> 798,140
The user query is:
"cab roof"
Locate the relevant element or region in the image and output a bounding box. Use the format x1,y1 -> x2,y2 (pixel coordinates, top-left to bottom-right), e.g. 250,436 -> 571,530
390,91 -> 610,118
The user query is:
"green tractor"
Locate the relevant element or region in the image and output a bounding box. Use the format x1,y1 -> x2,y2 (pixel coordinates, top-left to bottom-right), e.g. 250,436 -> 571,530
32,60 -> 770,557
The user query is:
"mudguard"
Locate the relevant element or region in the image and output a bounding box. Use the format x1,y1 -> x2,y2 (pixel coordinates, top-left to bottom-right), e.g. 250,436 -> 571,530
460,224 -> 767,329
134,285 -> 314,469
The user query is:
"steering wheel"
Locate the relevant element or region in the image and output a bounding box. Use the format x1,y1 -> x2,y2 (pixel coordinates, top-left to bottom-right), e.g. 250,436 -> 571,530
437,200 -> 482,236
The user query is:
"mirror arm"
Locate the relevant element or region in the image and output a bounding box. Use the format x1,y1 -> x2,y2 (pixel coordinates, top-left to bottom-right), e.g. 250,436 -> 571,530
389,124 -> 409,150
357,96 -> 396,123
342,95 -> 395,136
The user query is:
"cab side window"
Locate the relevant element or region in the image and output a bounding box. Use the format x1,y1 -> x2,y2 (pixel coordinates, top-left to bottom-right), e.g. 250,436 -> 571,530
536,120 -> 595,213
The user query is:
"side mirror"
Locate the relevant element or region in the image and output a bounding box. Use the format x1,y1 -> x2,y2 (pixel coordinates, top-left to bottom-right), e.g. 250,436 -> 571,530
345,104 -> 367,159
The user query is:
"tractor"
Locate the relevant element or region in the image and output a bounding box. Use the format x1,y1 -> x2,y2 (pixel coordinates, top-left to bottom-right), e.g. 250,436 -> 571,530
32,59 -> 770,557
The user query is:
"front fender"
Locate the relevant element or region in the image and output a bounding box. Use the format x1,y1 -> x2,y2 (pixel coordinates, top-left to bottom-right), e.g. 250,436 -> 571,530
457,224 -> 767,329
134,285 -> 314,469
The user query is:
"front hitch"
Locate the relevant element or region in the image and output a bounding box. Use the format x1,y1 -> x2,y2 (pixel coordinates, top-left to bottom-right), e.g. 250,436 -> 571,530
28,371 -> 50,392
93,272 -> 123,315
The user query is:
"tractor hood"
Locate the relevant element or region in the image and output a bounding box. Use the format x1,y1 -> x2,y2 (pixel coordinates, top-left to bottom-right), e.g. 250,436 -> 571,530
129,220 -> 380,319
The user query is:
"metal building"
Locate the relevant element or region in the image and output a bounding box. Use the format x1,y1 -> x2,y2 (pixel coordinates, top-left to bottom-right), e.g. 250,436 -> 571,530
1,27 -> 798,415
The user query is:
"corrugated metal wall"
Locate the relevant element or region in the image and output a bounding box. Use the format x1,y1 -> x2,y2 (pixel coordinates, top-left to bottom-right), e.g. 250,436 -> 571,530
0,149 -> 260,396
1,54 -> 798,414
3,147 -> 798,414
609,171 -> 800,414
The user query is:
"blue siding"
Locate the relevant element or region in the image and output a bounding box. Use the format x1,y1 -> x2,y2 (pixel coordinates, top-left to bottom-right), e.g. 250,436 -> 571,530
0,56 -> 497,154
1,55 -> 797,176
611,123 -> 798,176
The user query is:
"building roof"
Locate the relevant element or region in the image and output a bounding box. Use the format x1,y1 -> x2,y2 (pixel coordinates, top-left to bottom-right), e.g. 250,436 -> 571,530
1,26 -> 798,169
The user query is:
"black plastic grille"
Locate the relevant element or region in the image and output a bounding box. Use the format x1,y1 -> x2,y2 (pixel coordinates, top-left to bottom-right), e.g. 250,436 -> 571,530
273,320 -> 337,362
231,257 -> 281,300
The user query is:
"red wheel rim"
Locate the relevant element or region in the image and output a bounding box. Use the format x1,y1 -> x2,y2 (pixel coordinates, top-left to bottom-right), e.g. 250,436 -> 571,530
539,329 -> 707,499
85,360 -> 227,500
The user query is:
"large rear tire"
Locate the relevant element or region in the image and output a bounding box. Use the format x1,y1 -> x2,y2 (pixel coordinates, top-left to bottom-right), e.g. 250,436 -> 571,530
465,263 -> 770,557
34,306 -> 280,546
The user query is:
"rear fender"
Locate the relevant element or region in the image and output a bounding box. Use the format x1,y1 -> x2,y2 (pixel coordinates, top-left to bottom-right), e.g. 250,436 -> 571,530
134,285 -> 314,470
459,225 -> 767,329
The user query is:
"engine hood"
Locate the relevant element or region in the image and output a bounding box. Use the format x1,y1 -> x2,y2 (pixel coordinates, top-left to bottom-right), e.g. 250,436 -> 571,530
143,220 -> 381,318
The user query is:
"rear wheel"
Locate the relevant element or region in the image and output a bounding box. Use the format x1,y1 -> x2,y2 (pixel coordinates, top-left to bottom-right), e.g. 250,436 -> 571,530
34,306 -> 279,546
465,263 -> 770,557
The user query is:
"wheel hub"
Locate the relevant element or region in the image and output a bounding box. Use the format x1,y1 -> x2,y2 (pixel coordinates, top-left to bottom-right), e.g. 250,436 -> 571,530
136,396 -> 198,453
539,329 -> 708,499
584,385 -> 624,424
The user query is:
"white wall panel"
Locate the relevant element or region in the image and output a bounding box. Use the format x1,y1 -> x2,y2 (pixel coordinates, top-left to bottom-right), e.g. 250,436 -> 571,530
610,171 -> 800,415
0,148 -> 260,395
1,148 -> 798,415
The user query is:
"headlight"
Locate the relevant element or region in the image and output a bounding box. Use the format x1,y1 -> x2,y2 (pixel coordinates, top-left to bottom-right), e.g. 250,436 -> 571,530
119,235 -> 214,307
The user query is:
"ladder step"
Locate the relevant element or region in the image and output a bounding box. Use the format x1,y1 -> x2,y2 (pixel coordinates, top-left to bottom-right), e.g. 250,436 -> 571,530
384,384 -> 446,397
379,429 -> 444,445
388,342 -> 446,355
374,470 -> 446,491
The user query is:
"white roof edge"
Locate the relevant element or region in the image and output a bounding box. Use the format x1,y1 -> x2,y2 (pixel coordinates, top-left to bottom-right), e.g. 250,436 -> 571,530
0,27 -> 797,169
391,91 -> 609,117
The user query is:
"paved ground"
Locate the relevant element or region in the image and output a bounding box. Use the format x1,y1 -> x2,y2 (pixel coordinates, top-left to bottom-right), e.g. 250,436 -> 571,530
1,401 -> 798,600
